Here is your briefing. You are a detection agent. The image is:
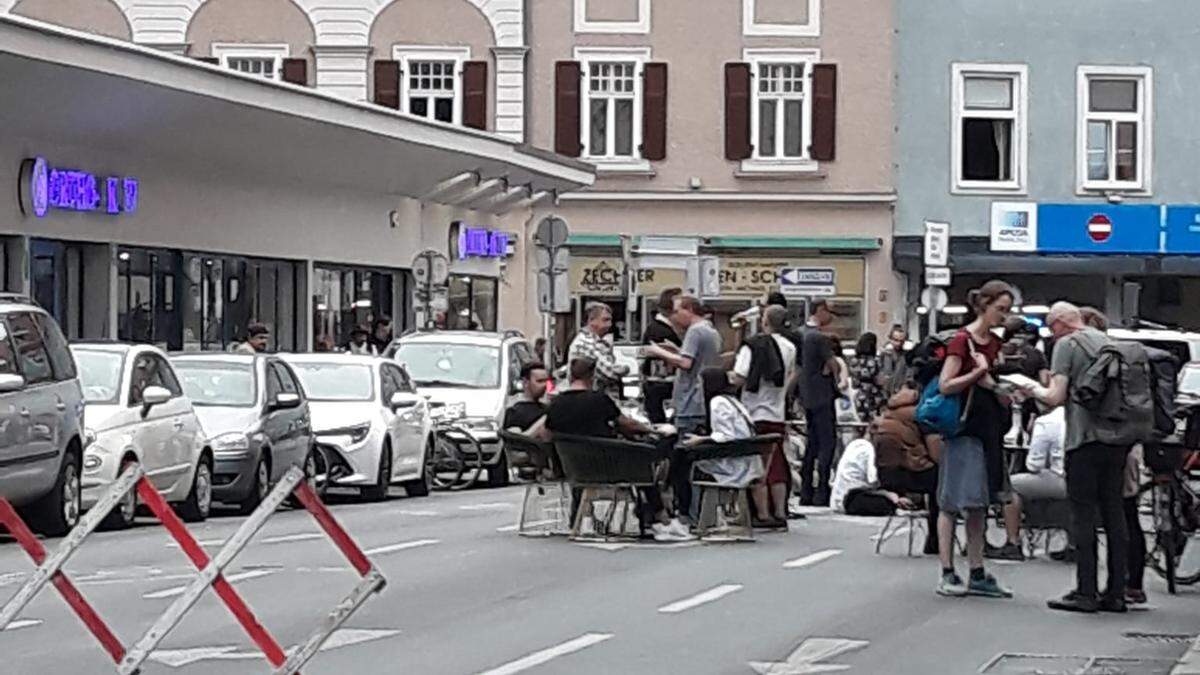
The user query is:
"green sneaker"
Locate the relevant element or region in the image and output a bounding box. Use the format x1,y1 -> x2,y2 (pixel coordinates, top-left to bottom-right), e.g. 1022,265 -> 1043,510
967,573 -> 1013,598
936,572 -> 968,597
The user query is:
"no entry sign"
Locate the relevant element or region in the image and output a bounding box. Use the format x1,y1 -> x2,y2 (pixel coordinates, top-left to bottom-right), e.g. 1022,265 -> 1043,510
1087,214 -> 1113,243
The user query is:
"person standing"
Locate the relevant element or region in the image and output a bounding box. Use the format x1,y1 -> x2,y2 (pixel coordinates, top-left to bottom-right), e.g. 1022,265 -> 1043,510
370,316 -> 393,354
644,295 -> 722,519
346,325 -> 378,355
879,325 -> 910,398
567,302 -> 630,397
1024,301 -> 1130,613
934,280 -> 1015,599
730,305 -> 797,527
798,300 -> 839,506
849,332 -> 886,422
641,287 -> 683,424
234,323 -> 270,354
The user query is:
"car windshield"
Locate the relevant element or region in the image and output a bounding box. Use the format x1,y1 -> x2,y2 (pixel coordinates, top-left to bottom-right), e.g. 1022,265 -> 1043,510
291,363 -> 374,401
1181,368 -> 1200,396
394,342 -> 500,389
72,349 -> 124,404
174,361 -> 257,407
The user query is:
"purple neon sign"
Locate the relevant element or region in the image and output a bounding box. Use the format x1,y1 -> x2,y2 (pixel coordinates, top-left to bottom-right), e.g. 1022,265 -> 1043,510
20,156 -> 138,218
457,226 -> 508,260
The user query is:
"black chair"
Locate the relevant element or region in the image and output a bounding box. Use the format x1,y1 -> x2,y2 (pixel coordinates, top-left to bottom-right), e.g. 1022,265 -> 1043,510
685,434 -> 781,541
499,430 -> 568,537
552,434 -> 667,540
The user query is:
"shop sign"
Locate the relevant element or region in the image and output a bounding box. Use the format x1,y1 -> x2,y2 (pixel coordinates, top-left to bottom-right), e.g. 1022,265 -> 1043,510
569,257 -> 624,295
716,258 -> 864,297
1036,204 -> 1159,254
989,202 -> 1036,252
19,156 -> 139,218
1164,206 -> 1200,254
779,267 -> 836,297
454,224 -> 508,260
632,267 -> 688,296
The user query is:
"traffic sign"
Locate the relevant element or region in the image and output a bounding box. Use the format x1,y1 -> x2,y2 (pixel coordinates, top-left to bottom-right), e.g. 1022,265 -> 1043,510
925,266 -> 952,287
779,267 -> 835,297
411,249 -> 449,286
534,216 -> 569,248
924,221 -> 950,267
1087,213 -> 1113,243
920,287 -> 949,310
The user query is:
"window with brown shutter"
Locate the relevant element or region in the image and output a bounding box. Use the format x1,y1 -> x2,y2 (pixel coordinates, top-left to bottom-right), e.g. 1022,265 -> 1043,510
281,58 -> 307,86
642,62 -> 668,161
462,61 -> 488,130
555,61 -> 582,158
724,63 -> 752,160
374,60 -> 401,110
811,63 -> 837,161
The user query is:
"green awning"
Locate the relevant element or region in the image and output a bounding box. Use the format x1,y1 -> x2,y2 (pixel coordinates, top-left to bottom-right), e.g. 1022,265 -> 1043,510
565,234 -> 625,247
703,236 -> 881,251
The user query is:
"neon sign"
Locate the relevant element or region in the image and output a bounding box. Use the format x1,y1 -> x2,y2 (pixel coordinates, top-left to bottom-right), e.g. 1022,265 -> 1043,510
457,225 -> 508,260
19,157 -> 139,218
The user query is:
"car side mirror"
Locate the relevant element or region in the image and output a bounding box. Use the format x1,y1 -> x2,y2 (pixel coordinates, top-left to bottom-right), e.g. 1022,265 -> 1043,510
390,392 -> 418,410
0,373 -> 25,393
141,385 -> 171,414
271,392 -> 301,410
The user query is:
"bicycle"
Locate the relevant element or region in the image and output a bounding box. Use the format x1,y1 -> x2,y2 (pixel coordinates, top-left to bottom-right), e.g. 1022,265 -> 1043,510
427,403 -> 485,491
1138,447 -> 1200,594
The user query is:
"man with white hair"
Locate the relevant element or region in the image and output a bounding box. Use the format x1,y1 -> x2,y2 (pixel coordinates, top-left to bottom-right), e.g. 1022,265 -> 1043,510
1023,301 -> 1129,614
567,302 -> 629,396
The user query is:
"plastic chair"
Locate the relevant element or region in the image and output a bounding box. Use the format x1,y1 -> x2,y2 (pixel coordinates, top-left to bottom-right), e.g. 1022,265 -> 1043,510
1020,498 -> 1072,558
499,430 -> 569,537
553,434 -> 667,541
685,434 -> 781,541
874,510 -> 929,556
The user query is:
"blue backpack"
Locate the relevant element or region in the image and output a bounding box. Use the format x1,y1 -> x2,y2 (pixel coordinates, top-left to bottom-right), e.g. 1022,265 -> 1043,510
915,378 -> 966,437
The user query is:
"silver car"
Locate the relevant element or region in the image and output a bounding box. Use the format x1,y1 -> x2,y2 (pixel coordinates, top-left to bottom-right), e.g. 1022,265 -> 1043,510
0,298 -> 86,537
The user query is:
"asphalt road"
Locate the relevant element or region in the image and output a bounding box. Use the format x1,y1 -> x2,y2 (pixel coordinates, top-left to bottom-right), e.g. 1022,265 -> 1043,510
1,484 -> 1197,675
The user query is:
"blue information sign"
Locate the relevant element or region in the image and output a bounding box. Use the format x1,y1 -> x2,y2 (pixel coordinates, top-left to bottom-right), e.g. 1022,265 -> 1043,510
1036,204 -> 1160,254
1164,206 -> 1200,254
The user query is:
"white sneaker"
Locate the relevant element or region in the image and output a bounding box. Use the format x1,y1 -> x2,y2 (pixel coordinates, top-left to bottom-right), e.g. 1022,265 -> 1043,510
667,518 -> 693,539
651,523 -> 679,542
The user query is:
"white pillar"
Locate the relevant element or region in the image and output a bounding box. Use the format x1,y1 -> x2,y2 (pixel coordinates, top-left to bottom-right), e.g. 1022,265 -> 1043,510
312,45 -> 373,102
491,46 -> 528,143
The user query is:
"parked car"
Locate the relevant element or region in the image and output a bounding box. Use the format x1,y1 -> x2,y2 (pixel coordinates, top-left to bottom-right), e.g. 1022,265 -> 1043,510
280,353 -> 431,499
1109,327 -> 1200,366
171,353 -> 317,514
0,298 -> 85,536
70,342 -> 211,528
389,330 -> 535,487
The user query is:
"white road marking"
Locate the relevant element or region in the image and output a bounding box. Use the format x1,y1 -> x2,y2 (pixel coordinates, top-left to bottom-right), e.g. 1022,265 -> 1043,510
143,569 -> 278,599
396,509 -> 440,516
0,572 -> 26,587
167,538 -> 225,549
783,549 -> 843,569
364,539 -> 440,556
459,502 -> 515,511
749,637 -> 869,674
2,619 -> 41,632
259,532 -> 324,545
148,628 -> 400,667
823,515 -> 885,528
475,632 -> 613,675
657,584 -> 743,614
496,519 -> 559,533
575,542 -> 629,552
79,573 -> 196,587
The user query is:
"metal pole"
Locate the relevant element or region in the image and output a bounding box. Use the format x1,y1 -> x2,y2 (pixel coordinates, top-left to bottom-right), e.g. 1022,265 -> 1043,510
620,235 -> 634,341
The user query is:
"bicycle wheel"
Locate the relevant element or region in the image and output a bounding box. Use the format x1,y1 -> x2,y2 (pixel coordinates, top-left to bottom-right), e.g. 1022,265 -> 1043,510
429,428 -> 467,491
443,427 -> 485,491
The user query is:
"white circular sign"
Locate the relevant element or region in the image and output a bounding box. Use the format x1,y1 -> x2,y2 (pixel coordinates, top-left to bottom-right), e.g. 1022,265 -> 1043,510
920,287 -> 949,311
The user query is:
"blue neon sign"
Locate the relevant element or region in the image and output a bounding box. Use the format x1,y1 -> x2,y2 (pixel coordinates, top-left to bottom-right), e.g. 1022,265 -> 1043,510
19,156 -> 138,218
457,225 -> 508,260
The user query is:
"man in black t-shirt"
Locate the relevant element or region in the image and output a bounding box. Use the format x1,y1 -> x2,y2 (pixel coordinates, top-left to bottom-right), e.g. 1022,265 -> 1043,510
641,287 -> 683,424
546,358 -> 651,438
504,362 -> 550,432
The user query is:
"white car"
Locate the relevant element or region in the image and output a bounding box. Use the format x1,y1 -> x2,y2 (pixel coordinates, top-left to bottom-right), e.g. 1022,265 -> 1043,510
280,353 -> 432,499
1109,327 -> 1200,366
70,343 -> 212,529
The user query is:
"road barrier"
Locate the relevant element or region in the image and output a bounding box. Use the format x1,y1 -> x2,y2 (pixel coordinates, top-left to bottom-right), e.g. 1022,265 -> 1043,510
0,464 -> 387,674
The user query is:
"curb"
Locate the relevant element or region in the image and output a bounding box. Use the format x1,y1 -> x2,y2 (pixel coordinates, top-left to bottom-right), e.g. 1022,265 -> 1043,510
1173,633 -> 1200,675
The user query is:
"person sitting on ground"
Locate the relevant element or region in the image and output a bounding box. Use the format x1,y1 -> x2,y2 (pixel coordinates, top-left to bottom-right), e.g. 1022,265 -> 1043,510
985,406 -> 1068,562
830,438 -> 913,516
680,368 -> 765,491
544,358 -> 689,541
871,382 -> 943,554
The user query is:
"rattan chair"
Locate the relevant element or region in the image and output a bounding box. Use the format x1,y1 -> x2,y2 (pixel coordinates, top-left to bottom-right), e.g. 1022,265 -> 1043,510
685,434 -> 781,541
499,430 -> 568,537
552,434 -> 667,541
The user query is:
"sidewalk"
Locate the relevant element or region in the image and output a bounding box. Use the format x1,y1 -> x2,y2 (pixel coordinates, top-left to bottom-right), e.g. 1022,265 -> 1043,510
1175,634 -> 1200,675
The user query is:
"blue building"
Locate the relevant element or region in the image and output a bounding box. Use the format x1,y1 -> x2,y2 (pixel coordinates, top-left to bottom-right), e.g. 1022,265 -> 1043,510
895,0 -> 1200,330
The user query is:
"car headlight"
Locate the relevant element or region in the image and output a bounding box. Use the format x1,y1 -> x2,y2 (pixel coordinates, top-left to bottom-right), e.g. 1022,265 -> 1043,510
83,453 -> 102,470
317,422 -> 372,445
463,417 -> 498,433
83,428 -> 97,448
212,432 -> 251,452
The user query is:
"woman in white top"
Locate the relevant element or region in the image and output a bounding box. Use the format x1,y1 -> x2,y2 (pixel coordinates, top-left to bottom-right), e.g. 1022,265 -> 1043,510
990,407 -> 1067,561
681,369 -> 764,489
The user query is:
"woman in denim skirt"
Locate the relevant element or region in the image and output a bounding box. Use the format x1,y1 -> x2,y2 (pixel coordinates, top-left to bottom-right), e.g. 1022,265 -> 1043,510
934,280 -> 1016,599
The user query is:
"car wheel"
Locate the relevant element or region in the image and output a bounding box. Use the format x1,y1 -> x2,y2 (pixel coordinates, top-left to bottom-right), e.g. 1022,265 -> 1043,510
100,459 -> 139,531
238,454 -> 271,516
403,438 -> 433,498
362,444 -> 392,502
486,450 -> 510,488
290,446 -> 326,507
27,450 -> 81,537
178,456 -> 213,523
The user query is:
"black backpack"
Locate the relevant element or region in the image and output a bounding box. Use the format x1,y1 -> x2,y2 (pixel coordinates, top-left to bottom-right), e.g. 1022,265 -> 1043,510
1072,338 -> 1158,445
1144,346 -> 1180,439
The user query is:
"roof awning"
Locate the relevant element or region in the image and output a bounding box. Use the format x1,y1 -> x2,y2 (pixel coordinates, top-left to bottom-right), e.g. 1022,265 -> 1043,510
0,15 -> 593,209
565,234 -> 882,251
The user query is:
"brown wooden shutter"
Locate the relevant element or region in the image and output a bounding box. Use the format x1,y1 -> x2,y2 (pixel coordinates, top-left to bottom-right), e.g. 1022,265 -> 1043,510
195,56 -> 219,65
462,61 -> 488,130
374,60 -> 401,110
642,62 -> 668,161
554,61 -> 582,158
281,58 -> 307,86
811,63 -> 838,161
724,62 -> 752,160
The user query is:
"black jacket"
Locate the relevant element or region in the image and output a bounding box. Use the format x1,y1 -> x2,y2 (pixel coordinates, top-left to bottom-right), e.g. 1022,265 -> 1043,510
744,334 -> 785,393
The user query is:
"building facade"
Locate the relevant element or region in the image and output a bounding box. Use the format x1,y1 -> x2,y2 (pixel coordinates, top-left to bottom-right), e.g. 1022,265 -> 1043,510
896,0 -> 1200,331
523,0 -> 899,346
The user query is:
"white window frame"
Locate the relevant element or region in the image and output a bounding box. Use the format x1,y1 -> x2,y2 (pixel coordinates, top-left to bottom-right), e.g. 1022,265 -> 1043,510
743,0 -> 820,37
950,63 -> 1028,195
576,46 -> 652,173
1076,65 -> 1153,195
393,45 -> 471,126
574,0 -> 651,34
742,48 -> 820,175
211,43 -> 289,80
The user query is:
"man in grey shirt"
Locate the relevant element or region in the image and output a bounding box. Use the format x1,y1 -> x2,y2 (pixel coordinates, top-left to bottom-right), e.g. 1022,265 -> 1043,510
644,295 -> 722,519
1023,301 -> 1128,614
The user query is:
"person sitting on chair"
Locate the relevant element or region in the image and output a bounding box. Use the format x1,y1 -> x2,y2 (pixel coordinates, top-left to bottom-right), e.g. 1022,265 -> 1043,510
830,438 -> 913,516
986,406 -> 1069,562
680,368 -> 765,488
505,362 -> 550,433
871,382 -> 943,554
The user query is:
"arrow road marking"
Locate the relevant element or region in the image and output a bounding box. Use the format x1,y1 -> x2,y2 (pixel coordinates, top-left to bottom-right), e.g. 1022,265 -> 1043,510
142,568 -> 278,599
2,618 -> 41,632
658,584 -> 743,614
364,539 -> 440,556
783,549 -> 843,569
476,632 -> 613,675
148,628 -> 401,668
749,637 -> 869,674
